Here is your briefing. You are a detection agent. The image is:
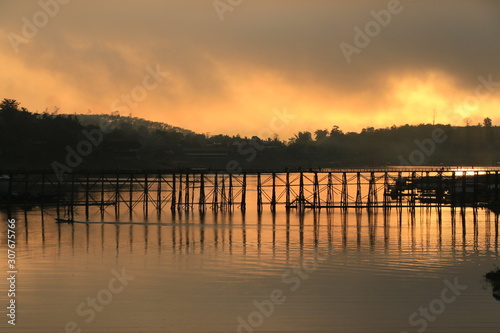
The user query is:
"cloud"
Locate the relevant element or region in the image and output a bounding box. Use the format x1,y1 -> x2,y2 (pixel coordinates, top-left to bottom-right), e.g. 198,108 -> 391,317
1,0 -> 499,136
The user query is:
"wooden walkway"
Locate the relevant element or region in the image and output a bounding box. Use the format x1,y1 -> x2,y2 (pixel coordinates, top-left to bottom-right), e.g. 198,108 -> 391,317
1,168 -> 499,217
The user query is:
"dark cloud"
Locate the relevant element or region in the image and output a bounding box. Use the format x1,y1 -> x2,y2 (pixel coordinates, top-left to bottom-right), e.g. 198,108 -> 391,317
1,0 -> 499,134
5,1 -> 499,92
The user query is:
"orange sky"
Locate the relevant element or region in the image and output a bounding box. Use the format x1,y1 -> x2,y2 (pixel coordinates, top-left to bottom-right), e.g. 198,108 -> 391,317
1,1 -> 499,139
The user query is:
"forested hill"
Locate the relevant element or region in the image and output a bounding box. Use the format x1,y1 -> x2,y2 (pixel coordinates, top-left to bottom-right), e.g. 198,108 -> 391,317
76,113 -> 194,136
0,98 -> 499,170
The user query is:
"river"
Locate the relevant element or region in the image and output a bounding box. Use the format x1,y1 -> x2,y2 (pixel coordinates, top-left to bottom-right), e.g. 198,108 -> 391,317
0,190 -> 499,332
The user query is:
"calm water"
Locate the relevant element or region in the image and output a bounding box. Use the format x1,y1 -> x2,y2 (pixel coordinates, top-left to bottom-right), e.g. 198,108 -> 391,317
1,204 -> 499,332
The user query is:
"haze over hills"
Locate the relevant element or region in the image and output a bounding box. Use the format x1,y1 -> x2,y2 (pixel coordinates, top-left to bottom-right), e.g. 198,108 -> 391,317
1,98 -> 499,171
76,113 -> 195,136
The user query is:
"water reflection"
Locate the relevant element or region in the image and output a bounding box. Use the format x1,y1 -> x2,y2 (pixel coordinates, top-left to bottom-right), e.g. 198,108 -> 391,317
3,206 -> 499,260
1,205 -> 500,332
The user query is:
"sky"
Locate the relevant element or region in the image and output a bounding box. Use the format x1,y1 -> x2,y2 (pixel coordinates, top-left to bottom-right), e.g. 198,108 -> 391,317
1,0 -> 499,139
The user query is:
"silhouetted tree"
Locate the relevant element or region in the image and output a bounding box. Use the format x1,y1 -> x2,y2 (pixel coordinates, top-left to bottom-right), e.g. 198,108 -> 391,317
484,117 -> 493,127
314,129 -> 328,141
290,131 -> 312,145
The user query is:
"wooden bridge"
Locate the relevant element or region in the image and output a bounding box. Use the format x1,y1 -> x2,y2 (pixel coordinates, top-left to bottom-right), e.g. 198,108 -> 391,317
1,167 -> 500,217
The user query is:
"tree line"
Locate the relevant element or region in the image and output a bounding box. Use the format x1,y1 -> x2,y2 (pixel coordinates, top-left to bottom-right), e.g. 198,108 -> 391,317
0,98 -> 498,170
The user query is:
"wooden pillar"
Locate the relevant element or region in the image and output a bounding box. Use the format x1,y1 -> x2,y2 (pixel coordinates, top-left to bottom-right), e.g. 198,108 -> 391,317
461,173 -> 466,205
409,171 -> 416,209
144,173 -> 149,215
451,171 -> 456,205
355,172 -> 362,207
368,172 -> 377,208
191,174 -> 195,211
177,172 -> 183,212
285,172 -> 290,210
398,171 -> 403,206
228,174 -> 233,211
85,173 -> 90,218
298,172 -> 304,212
184,173 -> 190,211
437,171 -> 443,208
129,173 -> 133,214
341,172 -> 348,209
383,172 -> 388,208
473,171 -> 478,206
241,173 -> 247,212
257,173 -> 262,213
220,174 -> 226,210
100,173 -> 105,216
327,172 -> 334,208
115,173 -> 120,217
199,173 -> 205,212
171,173 -> 176,211
271,172 -> 277,212
313,172 -> 320,209
213,173 -> 219,211
157,173 -> 162,213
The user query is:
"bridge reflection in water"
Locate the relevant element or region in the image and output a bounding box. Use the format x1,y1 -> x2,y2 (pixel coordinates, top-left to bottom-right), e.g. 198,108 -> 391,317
2,201 -> 500,332
8,205 -> 499,260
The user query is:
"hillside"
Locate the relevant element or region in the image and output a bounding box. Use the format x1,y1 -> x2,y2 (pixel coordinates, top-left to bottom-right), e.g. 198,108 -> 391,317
1,98 -> 499,171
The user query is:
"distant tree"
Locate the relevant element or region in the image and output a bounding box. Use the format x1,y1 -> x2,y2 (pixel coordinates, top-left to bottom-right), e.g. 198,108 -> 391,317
330,125 -> 343,137
0,98 -> 20,112
289,131 -> 312,145
484,117 -> 493,127
314,129 -> 328,141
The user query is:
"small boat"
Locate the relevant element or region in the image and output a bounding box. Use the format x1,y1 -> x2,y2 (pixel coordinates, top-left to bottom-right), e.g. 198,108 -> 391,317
55,218 -> 74,224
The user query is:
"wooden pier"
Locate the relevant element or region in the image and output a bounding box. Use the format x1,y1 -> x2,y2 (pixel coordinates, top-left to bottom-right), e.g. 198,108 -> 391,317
1,167 -> 500,216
